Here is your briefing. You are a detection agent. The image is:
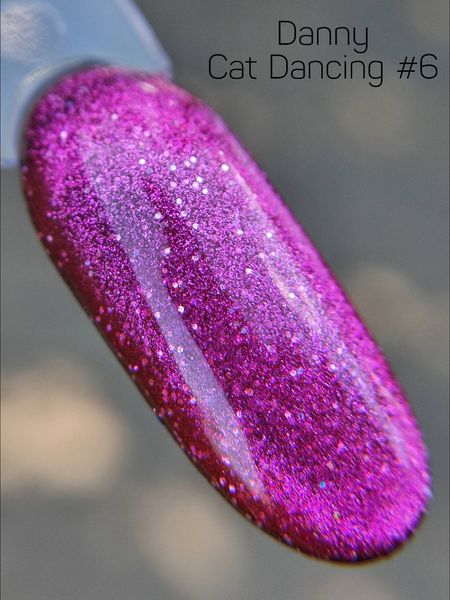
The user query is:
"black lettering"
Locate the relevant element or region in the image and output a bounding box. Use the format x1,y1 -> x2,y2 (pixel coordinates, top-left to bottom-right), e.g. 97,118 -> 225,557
368,60 -> 383,87
353,27 -> 369,54
246,57 -> 258,79
291,60 -> 306,79
209,54 -> 227,79
334,27 -> 350,48
278,21 -> 296,45
298,26 -> 313,46
326,60 -> 342,79
270,54 -> 288,78
229,60 -> 245,79
316,27 -> 333,47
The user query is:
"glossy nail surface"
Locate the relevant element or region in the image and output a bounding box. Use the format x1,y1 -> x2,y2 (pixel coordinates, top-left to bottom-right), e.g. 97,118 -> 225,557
22,67 -> 430,561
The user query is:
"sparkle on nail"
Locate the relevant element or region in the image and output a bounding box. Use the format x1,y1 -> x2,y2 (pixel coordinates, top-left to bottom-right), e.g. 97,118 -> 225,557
139,158 -> 146,165
202,188 -> 208,195
290,368 -> 304,377
192,223 -> 199,230
60,130 -> 68,140
111,113 -> 118,121
170,164 -> 177,171
23,68 -> 430,563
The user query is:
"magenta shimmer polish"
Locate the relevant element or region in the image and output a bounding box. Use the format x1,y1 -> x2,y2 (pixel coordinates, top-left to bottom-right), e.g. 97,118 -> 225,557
22,66 -> 430,561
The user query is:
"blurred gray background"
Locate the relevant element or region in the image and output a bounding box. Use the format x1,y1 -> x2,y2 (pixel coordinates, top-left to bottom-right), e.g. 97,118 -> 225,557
1,1 -> 449,599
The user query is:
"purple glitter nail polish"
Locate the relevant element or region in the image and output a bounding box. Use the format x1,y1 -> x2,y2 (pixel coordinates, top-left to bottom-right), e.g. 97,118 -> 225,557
22,66 -> 430,561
